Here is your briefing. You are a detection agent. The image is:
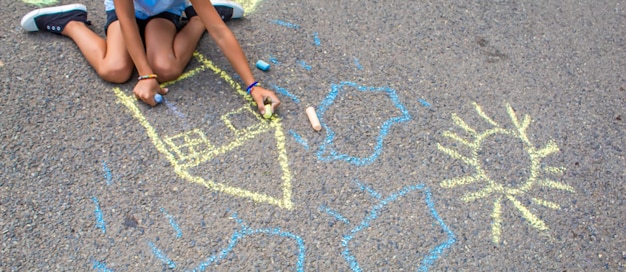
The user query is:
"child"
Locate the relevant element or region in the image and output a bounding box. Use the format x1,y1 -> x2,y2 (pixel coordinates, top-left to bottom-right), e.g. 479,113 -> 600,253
20,0 -> 280,113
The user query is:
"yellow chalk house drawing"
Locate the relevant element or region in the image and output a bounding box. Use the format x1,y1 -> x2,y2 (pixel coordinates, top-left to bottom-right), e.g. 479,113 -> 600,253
437,102 -> 575,243
112,51 -> 293,210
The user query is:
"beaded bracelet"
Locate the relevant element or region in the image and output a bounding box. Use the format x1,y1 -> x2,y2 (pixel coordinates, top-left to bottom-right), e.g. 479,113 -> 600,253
246,81 -> 259,95
138,74 -> 158,81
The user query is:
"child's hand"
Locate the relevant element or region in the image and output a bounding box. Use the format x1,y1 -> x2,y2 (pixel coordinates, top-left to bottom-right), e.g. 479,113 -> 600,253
134,79 -> 168,106
251,86 -> 281,115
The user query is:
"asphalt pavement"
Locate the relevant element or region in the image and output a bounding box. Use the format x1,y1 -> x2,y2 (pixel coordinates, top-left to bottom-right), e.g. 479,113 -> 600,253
1,0 -> 625,271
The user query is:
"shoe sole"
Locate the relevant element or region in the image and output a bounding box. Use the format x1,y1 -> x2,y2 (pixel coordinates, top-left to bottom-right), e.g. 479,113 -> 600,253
21,3 -> 87,31
211,0 -> 244,19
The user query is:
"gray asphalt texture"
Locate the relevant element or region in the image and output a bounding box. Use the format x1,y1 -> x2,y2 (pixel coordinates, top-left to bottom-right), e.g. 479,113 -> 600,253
1,0 -> 625,271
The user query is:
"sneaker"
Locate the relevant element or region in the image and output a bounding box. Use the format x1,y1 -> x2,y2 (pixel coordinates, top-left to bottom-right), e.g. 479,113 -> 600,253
20,3 -> 89,34
185,0 -> 244,21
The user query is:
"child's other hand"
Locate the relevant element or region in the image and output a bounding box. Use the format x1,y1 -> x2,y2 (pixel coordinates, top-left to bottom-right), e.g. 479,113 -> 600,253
251,86 -> 281,115
134,79 -> 168,106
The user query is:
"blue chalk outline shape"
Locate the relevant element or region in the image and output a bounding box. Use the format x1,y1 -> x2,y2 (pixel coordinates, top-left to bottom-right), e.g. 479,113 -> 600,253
334,183 -> 456,272
191,213 -> 306,272
316,82 -> 411,165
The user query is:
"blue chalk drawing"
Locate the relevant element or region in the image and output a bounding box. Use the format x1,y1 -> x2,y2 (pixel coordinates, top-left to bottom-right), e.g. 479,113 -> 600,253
313,32 -> 321,46
289,130 -> 309,150
271,19 -> 301,29
92,260 -> 113,272
148,241 -> 177,269
92,196 -> 106,234
160,208 -> 183,238
316,82 -> 411,165
353,179 -> 382,200
191,213 -> 306,272
102,161 -> 113,185
418,98 -> 431,108
163,98 -> 186,119
319,205 -> 351,225
271,84 -> 301,104
297,60 -> 312,71
353,58 -> 363,70
269,55 -> 281,64
321,181 -> 456,271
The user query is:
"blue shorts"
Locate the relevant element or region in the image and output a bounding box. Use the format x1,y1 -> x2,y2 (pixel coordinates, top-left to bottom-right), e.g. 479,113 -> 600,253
104,10 -> 183,35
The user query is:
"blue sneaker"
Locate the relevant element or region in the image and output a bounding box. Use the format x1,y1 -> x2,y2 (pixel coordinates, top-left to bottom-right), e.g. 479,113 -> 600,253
21,3 -> 89,34
185,0 -> 244,21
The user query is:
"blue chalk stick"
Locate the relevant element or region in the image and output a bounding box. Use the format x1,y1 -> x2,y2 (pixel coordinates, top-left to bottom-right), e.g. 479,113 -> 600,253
155,93 -> 163,104
256,60 -> 270,71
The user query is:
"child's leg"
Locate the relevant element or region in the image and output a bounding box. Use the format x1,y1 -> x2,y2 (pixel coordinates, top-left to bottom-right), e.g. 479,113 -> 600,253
20,4 -> 133,83
143,14 -> 205,82
63,20 -> 133,83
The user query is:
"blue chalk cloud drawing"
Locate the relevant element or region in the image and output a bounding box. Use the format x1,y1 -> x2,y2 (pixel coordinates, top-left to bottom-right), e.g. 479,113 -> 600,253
316,82 -> 411,165
146,212 -> 306,271
321,180 -> 456,272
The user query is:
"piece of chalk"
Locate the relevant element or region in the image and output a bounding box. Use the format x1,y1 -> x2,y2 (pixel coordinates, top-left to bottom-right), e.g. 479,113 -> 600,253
154,93 -> 163,104
263,104 -> 273,119
256,60 -> 270,71
306,106 -> 322,131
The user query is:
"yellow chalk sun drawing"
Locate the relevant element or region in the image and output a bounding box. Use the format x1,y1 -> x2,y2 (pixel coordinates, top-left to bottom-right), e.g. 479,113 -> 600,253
112,51 -> 293,210
437,102 -> 575,244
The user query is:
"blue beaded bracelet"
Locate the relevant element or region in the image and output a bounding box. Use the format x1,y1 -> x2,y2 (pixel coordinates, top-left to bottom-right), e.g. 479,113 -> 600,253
246,81 -> 259,95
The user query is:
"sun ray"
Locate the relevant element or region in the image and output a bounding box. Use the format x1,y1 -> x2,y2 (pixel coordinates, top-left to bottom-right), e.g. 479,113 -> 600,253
440,175 -> 481,188
438,102 -> 574,244
506,195 -> 549,231
472,102 -> 499,127
451,113 -> 477,135
531,197 -> 561,210
535,140 -> 559,158
442,131 -> 476,148
436,143 -> 477,166
461,186 -> 495,202
491,197 -> 503,244
536,179 -> 576,193
543,166 -> 566,175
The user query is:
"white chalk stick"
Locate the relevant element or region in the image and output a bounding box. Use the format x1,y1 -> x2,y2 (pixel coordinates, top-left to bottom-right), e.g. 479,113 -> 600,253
306,106 -> 322,131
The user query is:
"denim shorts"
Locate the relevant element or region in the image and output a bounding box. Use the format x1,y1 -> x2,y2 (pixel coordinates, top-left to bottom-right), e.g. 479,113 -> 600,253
104,10 -> 183,36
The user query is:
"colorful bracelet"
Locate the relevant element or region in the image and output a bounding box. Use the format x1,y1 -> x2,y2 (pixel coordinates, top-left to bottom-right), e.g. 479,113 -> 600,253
138,74 -> 158,81
246,81 -> 259,95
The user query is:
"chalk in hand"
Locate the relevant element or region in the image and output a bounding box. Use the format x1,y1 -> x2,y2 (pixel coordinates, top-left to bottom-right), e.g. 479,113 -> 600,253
256,60 -> 270,71
306,106 -> 322,131
154,93 -> 163,104
263,104 -> 273,119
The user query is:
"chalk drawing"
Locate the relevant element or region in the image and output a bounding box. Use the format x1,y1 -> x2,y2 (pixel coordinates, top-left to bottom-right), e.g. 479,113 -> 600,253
22,0 -> 58,7
191,213 -> 306,271
316,82 -> 411,165
160,207 -> 183,238
92,196 -> 106,234
102,161 -> 113,185
270,84 -> 301,104
148,241 -> 177,269
353,58 -> 363,70
313,32 -> 321,46
112,51 -> 294,209
268,55 -> 281,64
319,205 -> 351,225
437,102 -> 575,244
297,60 -> 312,71
92,260 -> 113,272
235,0 -> 264,15
163,98 -> 186,119
320,181 -> 456,271
144,212 -> 306,271
289,130 -> 309,150
271,19 -> 301,29
418,98 -> 431,108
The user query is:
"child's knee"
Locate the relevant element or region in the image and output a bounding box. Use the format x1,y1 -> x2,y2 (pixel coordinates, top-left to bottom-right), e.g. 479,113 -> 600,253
98,63 -> 133,83
151,60 -> 182,82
